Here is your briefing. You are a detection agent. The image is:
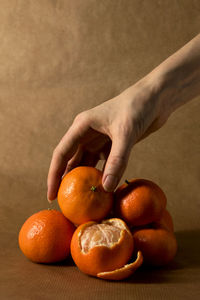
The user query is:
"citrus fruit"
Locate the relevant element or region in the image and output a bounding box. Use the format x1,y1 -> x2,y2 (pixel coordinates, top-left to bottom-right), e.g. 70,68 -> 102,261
132,226 -> 177,266
153,209 -> 174,232
70,218 -> 143,280
115,178 -> 167,227
57,166 -> 113,225
18,209 -> 75,263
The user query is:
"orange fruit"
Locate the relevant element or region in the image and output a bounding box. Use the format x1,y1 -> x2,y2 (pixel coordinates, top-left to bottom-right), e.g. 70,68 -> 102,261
70,218 -> 143,280
57,166 -> 113,225
153,209 -> 174,232
18,209 -> 75,263
132,226 -> 177,266
115,179 -> 167,227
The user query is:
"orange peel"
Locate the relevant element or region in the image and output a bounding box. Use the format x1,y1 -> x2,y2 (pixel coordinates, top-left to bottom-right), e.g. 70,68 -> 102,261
97,250 -> 143,280
70,218 -> 142,280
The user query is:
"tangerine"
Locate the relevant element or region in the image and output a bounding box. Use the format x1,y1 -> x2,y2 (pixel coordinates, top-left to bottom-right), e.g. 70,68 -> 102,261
57,166 -> 113,225
132,226 -> 177,266
18,209 -> 75,263
115,178 -> 167,227
153,209 -> 174,232
70,218 -> 143,279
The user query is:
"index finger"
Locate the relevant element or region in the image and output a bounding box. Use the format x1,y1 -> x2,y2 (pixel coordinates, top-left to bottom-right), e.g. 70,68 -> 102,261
47,119 -> 89,201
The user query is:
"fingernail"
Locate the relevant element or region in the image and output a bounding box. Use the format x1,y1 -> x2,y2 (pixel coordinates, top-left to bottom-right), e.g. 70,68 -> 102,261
103,175 -> 118,192
47,193 -> 53,203
47,197 -> 53,204
47,191 -> 53,204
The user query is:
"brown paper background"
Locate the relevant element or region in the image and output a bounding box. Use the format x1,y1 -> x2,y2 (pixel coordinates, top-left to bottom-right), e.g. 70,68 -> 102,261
0,1 -> 200,299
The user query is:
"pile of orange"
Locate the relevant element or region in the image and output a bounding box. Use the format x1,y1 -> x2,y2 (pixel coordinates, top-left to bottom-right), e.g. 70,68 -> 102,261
19,166 -> 177,281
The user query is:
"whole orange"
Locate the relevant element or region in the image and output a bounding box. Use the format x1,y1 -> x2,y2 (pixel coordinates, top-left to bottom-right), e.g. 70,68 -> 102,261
57,166 -> 113,225
18,209 -> 75,263
70,218 -> 138,278
132,226 -> 177,266
115,179 -> 167,227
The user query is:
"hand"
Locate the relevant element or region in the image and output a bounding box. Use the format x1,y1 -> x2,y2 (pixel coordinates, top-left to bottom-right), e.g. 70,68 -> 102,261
47,76 -> 168,201
47,34 -> 200,201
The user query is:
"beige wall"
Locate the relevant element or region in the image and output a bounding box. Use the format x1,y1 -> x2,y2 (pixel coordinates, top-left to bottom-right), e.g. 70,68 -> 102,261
0,0 -> 200,231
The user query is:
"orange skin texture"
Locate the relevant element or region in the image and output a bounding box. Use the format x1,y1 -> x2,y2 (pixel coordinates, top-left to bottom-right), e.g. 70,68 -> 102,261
57,166 -> 113,225
18,209 -> 75,263
70,219 -> 134,277
114,179 -> 167,227
132,227 -> 178,266
97,250 -> 143,280
153,209 -> 174,232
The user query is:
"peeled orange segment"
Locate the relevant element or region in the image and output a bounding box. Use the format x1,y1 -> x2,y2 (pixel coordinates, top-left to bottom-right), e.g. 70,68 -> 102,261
70,218 -> 134,277
80,218 -> 131,253
97,251 -> 143,281
81,223 -> 121,253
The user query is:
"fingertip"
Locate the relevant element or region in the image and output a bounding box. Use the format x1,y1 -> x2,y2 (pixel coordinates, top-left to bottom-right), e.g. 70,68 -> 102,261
47,191 -> 56,203
47,197 -> 53,204
47,183 -> 58,203
102,174 -> 118,192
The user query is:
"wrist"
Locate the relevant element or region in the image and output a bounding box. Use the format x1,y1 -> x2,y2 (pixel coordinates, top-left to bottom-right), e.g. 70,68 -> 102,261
121,74 -> 166,127
147,34 -> 200,116
136,72 -> 170,119
146,65 -> 178,118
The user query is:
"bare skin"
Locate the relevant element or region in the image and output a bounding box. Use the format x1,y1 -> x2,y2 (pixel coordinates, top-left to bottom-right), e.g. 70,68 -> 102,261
47,34 -> 200,201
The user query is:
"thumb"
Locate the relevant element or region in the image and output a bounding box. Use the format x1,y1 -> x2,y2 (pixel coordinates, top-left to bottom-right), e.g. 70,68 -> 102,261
102,136 -> 132,192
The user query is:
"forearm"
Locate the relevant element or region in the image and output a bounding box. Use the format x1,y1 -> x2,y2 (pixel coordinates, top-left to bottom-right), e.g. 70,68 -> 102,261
148,34 -> 200,115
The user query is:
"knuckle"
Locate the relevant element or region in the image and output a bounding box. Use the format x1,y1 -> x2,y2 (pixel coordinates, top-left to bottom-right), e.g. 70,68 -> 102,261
74,113 -> 83,123
117,119 -> 134,139
74,111 -> 90,124
109,154 -> 127,166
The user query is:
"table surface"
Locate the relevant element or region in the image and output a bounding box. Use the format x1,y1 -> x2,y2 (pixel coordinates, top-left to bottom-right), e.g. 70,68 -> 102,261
1,229 -> 200,300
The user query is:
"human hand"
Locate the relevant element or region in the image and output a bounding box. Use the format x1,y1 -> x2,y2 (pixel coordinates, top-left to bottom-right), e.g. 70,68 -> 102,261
47,34 -> 200,201
47,76 -> 168,201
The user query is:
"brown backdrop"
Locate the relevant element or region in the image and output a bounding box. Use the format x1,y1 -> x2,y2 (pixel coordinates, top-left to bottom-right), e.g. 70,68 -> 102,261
0,1 -> 200,299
